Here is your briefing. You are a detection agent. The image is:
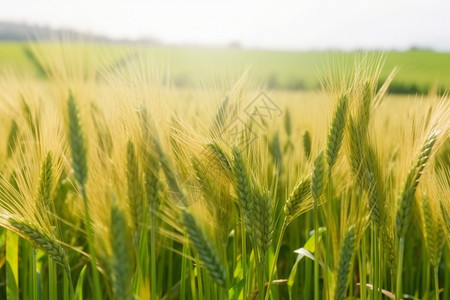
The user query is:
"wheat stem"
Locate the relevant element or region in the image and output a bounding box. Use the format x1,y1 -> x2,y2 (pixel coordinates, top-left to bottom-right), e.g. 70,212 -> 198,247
395,236 -> 405,300
434,266 -> 440,300
68,93 -> 101,300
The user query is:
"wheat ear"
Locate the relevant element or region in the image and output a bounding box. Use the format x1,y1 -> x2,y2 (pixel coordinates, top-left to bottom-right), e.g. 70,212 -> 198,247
126,141 -> 144,230
110,203 -> 133,300
365,170 -> 380,227
182,210 -> 227,287
7,119 -> 19,158
421,194 -> 444,268
303,130 -> 312,160
327,95 -> 348,171
251,190 -> 274,261
38,151 -> 53,209
207,141 -> 232,173
232,145 -> 254,232
312,150 -> 325,201
335,226 -> 356,300
68,92 -> 88,187
284,176 -> 312,224
395,132 -> 437,238
10,220 -> 70,274
144,153 -> 160,210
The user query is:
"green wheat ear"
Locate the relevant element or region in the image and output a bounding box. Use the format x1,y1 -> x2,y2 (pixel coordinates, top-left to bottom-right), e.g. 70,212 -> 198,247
7,119 -> 19,158
381,225 -> 396,270
144,152 -> 160,210
284,109 -> 292,137
311,150 -> 325,201
153,136 -> 186,205
365,170 -> 380,227
232,145 -> 254,232
284,176 -> 312,224
37,151 -> 55,213
303,130 -> 312,160
207,141 -> 232,173
68,92 -> 88,188
421,194 -> 444,268
335,226 -> 356,300
396,132 -> 437,239
251,190 -> 274,261
110,201 -> 133,300
327,95 -> 348,171
182,210 -> 227,287
126,140 -> 144,231
10,220 -> 71,275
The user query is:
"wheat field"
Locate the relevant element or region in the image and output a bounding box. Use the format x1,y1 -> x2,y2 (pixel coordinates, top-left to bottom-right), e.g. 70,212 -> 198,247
0,44 -> 448,300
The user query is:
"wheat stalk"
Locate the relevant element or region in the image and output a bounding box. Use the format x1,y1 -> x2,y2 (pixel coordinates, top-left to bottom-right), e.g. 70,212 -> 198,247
311,150 -> 325,300
67,91 -> 102,300
395,131 -> 438,300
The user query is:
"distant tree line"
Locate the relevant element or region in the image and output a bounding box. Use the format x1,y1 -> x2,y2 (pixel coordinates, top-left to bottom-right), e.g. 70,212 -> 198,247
0,22 -> 160,44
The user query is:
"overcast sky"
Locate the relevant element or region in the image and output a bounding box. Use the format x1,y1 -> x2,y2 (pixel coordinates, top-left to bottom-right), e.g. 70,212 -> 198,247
1,0 -> 449,51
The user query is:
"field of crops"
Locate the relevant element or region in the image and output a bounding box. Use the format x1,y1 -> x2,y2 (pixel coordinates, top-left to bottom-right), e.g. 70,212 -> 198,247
0,43 -> 449,300
2,42 -> 450,93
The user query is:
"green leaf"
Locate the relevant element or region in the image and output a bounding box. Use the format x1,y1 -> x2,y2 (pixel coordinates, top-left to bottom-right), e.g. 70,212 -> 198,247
303,227 -> 326,253
288,228 -> 326,298
232,258 -> 243,280
74,265 -> 87,300
287,254 -> 302,299
228,279 -> 244,300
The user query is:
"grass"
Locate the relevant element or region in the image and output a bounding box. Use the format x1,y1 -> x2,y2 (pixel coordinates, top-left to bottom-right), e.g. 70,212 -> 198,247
0,43 -> 448,300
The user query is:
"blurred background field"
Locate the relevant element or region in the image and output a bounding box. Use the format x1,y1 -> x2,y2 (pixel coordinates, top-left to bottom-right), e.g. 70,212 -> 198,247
1,42 -> 450,94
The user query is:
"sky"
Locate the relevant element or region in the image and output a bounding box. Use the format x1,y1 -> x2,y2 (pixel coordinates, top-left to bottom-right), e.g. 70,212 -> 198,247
1,0 -> 450,51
